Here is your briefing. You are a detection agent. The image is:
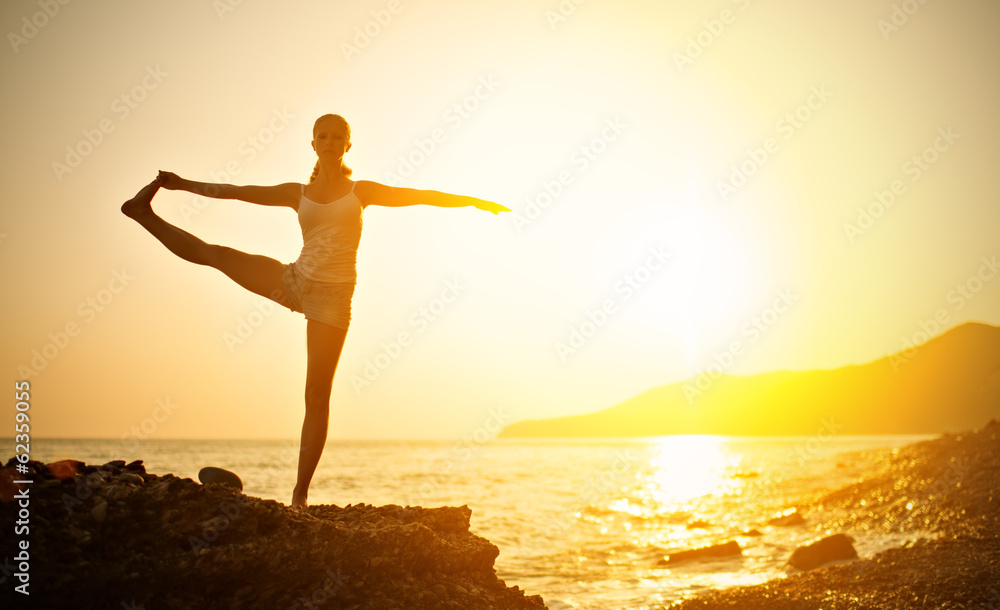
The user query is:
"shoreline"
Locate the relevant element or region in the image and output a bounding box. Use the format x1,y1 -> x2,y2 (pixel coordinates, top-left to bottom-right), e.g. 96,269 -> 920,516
668,420 -> 1000,609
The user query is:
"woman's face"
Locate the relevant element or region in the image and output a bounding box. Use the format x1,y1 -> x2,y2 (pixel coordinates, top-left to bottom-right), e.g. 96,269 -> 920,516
312,119 -> 351,158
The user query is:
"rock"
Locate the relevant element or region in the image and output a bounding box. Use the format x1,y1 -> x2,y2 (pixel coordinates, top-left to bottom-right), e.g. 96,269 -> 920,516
67,525 -> 91,545
118,473 -> 144,485
419,591 -> 438,604
105,485 -> 131,500
0,458 -> 548,610
47,459 -> 84,480
0,468 -> 19,502
789,533 -> 858,570
431,584 -> 448,600
741,529 -> 764,536
234,584 -> 253,597
197,466 -> 243,491
768,509 -> 806,526
662,540 -> 742,564
686,519 -> 712,529
91,500 -> 108,523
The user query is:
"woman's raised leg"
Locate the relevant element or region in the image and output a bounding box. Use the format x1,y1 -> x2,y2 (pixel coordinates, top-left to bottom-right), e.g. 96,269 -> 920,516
292,319 -> 349,508
122,178 -> 286,303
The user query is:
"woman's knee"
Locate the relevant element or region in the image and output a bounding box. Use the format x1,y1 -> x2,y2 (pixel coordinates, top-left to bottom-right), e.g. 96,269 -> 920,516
304,381 -> 333,408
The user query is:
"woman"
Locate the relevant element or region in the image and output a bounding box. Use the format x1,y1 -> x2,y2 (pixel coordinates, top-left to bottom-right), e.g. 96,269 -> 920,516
121,113 -> 508,507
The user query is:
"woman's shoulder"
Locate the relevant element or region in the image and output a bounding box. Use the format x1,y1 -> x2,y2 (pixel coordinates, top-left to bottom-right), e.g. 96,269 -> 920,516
351,180 -> 389,197
352,180 -> 381,208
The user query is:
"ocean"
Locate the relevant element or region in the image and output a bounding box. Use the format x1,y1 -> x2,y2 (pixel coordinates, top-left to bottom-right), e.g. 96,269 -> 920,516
28,435 -> 930,609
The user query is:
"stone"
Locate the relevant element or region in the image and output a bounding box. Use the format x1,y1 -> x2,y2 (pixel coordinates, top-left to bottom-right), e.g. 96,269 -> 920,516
234,585 -> 253,597
46,459 -> 84,480
119,473 -> 144,485
789,534 -> 858,570
662,540 -> 742,564
67,525 -> 91,545
197,466 -> 243,491
768,509 -> 806,526
91,500 -> 108,523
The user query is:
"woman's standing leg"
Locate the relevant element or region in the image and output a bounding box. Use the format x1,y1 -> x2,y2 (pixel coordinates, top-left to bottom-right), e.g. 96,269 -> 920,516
292,320 -> 349,507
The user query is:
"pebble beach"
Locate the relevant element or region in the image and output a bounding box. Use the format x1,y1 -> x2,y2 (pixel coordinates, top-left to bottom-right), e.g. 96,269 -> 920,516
670,420 -> 1000,609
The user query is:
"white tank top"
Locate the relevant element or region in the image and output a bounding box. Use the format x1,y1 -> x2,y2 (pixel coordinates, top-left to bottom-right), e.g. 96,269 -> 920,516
294,182 -> 363,284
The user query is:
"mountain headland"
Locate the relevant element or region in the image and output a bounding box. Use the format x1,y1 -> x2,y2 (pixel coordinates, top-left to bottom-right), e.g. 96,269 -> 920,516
501,322 -> 1000,438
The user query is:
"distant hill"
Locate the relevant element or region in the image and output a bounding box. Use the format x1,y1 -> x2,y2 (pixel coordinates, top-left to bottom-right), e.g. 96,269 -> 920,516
499,322 -> 1000,437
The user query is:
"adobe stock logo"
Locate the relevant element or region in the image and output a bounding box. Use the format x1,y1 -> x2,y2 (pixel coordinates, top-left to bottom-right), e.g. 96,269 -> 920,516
383,76 -> 500,186
351,279 -> 466,393
341,0 -> 403,63
556,246 -> 670,362
51,66 -> 168,182
843,127 -> 959,244
672,0 -> 756,72
18,269 -> 135,378
716,85 -> 833,201
7,0 -> 73,54
684,287 -> 798,404
877,0 -> 932,41
511,117 -> 625,234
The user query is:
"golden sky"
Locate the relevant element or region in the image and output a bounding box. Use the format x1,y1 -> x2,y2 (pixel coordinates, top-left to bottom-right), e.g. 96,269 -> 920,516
2,0 -> 998,440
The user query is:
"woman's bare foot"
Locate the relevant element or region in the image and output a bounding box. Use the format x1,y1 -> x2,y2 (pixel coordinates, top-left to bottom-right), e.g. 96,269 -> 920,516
291,487 -> 308,508
121,178 -> 161,220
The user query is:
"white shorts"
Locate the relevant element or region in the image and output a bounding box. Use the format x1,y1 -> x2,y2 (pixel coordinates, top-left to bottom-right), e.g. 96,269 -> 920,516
280,262 -> 355,330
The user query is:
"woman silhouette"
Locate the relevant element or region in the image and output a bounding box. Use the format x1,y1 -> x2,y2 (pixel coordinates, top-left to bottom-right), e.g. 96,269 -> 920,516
121,113 -> 508,507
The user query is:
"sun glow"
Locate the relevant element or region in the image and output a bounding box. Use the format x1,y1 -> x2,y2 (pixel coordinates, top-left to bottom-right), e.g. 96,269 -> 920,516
667,161 -> 770,374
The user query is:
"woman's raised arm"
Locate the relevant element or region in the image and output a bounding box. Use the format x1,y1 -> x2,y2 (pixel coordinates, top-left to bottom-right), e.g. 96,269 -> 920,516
354,180 -> 510,214
157,170 -> 301,209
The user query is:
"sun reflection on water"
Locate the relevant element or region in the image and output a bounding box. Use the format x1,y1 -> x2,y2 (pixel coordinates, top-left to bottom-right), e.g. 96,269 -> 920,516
645,435 -> 739,512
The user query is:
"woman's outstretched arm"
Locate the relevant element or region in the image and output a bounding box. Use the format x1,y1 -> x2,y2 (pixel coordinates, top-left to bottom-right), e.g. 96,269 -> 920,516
355,180 -> 510,214
157,170 -> 301,209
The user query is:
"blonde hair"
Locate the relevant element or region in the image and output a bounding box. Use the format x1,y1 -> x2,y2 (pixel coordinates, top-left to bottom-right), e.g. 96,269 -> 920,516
309,114 -> 353,183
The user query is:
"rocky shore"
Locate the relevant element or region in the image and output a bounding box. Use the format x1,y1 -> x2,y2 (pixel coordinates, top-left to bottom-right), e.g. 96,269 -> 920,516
4,421 -> 998,609
0,459 -> 547,609
669,420 -> 1000,609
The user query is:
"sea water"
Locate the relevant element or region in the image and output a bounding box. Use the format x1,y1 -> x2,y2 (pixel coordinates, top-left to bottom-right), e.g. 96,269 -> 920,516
28,435 -> 929,609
